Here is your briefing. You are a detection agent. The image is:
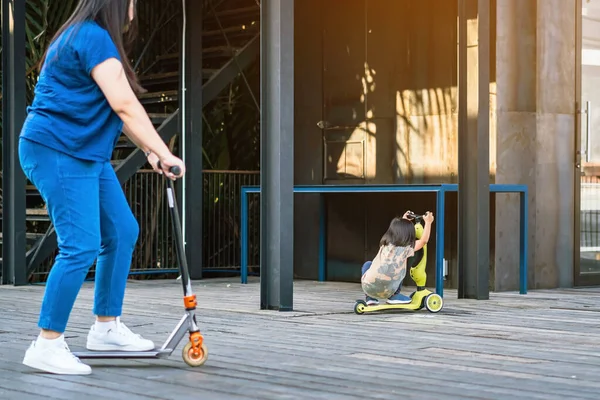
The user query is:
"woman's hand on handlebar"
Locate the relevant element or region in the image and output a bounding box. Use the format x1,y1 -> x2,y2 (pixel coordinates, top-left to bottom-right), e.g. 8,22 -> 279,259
158,153 -> 186,180
146,152 -> 162,174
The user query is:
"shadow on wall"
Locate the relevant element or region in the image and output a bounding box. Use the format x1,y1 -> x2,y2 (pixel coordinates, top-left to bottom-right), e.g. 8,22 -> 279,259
317,0 -> 461,186
314,0 -> 462,286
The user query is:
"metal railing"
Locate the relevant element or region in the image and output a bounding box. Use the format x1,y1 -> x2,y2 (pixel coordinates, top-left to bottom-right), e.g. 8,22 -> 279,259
29,170 -> 261,281
580,176 -> 600,250
124,169 -> 179,277
203,170 -> 260,274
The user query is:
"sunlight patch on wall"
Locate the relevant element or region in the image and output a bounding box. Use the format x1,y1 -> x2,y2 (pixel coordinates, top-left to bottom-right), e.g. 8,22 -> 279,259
331,62 -> 378,180
332,121 -> 377,179
394,87 -> 458,182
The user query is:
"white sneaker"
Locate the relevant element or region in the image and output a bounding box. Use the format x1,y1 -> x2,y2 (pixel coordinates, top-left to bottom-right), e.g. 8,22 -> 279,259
86,317 -> 155,352
23,336 -> 92,375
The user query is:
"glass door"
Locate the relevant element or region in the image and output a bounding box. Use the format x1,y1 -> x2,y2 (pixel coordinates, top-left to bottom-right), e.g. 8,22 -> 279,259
577,0 -> 600,285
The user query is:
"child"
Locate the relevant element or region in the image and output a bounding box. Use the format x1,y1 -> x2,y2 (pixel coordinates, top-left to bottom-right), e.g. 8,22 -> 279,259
361,210 -> 434,305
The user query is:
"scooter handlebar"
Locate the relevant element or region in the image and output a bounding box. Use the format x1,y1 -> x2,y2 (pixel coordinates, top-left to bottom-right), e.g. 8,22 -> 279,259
406,211 -> 424,221
156,161 -> 181,177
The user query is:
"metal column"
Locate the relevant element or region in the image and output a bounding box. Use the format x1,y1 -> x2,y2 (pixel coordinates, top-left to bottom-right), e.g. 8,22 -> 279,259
1,0 -> 27,285
457,0 -> 490,299
181,0 -> 203,279
260,0 -> 294,310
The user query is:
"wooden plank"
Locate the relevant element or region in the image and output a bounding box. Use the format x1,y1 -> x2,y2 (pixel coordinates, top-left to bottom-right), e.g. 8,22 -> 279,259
203,25 -> 259,38
1,280 -> 600,399
0,385 -> 56,400
0,232 -> 44,240
212,5 -> 259,20
0,369 -> 159,400
0,208 -> 47,216
137,90 -> 178,100
140,71 -> 179,81
155,53 -> 179,62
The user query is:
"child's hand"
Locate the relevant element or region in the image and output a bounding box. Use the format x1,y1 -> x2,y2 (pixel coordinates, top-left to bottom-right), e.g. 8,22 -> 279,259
423,211 -> 434,224
402,210 -> 414,220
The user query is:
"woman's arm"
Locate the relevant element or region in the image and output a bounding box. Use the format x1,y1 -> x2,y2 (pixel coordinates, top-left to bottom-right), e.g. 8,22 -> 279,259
121,124 -> 151,155
90,58 -> 184,176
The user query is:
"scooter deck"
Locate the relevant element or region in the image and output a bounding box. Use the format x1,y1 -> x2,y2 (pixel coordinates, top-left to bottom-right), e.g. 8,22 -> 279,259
354,290 -> 443,314
358,301 -> 424,313
73,349 -> 173,359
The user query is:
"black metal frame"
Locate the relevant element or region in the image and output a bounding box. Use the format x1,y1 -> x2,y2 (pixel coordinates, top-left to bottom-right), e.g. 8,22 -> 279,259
202,34 -> 259,108
573,0 -> 600,287
259,0 -> 294,310
181,0 -> 204,279
457,0 -> 490,299
21,21 -> 260,283
1,0 -> 27,285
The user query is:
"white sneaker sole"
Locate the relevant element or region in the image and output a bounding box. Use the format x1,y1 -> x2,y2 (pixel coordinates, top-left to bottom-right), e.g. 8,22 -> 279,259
23,356 -> 92,375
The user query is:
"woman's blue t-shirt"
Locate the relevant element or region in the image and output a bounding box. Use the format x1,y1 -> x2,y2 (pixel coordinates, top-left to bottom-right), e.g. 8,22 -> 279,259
21,20 -> 125,162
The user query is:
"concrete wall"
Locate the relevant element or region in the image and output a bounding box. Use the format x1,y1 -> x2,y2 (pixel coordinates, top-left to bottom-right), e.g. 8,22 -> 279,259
293,0 -> 324,281
294,0 -> 460,287
294,0 -> 577,291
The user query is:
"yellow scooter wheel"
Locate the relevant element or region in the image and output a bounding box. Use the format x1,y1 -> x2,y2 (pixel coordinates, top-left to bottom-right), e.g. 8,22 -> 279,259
425,293 -> 443,313
354,300 -> 366,315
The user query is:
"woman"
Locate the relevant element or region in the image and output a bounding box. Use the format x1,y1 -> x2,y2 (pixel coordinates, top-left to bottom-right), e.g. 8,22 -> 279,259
20,0 -> 185,375
360,211 -> 434,305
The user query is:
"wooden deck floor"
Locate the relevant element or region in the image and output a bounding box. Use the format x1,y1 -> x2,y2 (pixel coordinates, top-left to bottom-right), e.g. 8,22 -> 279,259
1,278 -> 600,400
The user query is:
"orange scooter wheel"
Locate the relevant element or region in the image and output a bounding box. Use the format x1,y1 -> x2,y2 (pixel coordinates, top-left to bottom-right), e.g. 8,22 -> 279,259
182,341 -> 209,367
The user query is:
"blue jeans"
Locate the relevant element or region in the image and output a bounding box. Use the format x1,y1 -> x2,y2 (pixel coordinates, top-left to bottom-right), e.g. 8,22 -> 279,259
19,138 -> 139,333
361,261 -> 372,276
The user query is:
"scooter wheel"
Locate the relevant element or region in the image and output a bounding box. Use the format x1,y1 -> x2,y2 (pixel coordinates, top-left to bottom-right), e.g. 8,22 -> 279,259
354,300 -> 367,315
182,341 -> 209,367
424,293 -> 443,313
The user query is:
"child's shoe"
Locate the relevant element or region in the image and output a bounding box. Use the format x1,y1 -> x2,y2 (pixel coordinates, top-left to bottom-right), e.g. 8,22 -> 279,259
386,293 -> 412,304
365,296 -> 379,306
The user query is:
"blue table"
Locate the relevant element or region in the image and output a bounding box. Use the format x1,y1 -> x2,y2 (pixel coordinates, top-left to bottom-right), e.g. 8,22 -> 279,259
240,184 -> 529,297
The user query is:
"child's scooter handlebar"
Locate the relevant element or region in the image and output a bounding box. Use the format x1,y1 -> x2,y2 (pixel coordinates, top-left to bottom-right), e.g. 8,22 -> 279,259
406,211 -> 425,222
405,211 -> 424,221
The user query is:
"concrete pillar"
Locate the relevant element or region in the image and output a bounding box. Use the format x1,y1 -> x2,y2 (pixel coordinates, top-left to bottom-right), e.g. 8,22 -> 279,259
535,0 -> 576,288
494,0 -> 537,291
458,0 -> 491,299
495,0 -> 576,290
260,0 -> 295,310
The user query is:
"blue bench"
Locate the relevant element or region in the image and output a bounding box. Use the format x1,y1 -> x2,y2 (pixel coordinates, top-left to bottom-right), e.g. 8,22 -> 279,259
240,184 -> 528,297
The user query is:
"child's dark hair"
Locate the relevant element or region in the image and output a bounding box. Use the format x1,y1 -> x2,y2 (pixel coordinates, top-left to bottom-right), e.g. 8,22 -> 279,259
379,217 -> 415,248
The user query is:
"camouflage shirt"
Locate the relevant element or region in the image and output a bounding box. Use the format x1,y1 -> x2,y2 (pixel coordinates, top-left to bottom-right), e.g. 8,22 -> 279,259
361,244 -> 415,299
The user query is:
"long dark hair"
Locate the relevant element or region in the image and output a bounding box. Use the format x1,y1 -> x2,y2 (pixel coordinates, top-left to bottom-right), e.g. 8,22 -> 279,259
379,217 -> 415,248
40,0 -> 145,94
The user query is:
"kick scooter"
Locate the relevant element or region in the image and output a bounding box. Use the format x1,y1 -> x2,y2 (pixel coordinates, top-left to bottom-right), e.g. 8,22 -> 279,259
354,211 -> 443,315
73,164 -> 208,367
